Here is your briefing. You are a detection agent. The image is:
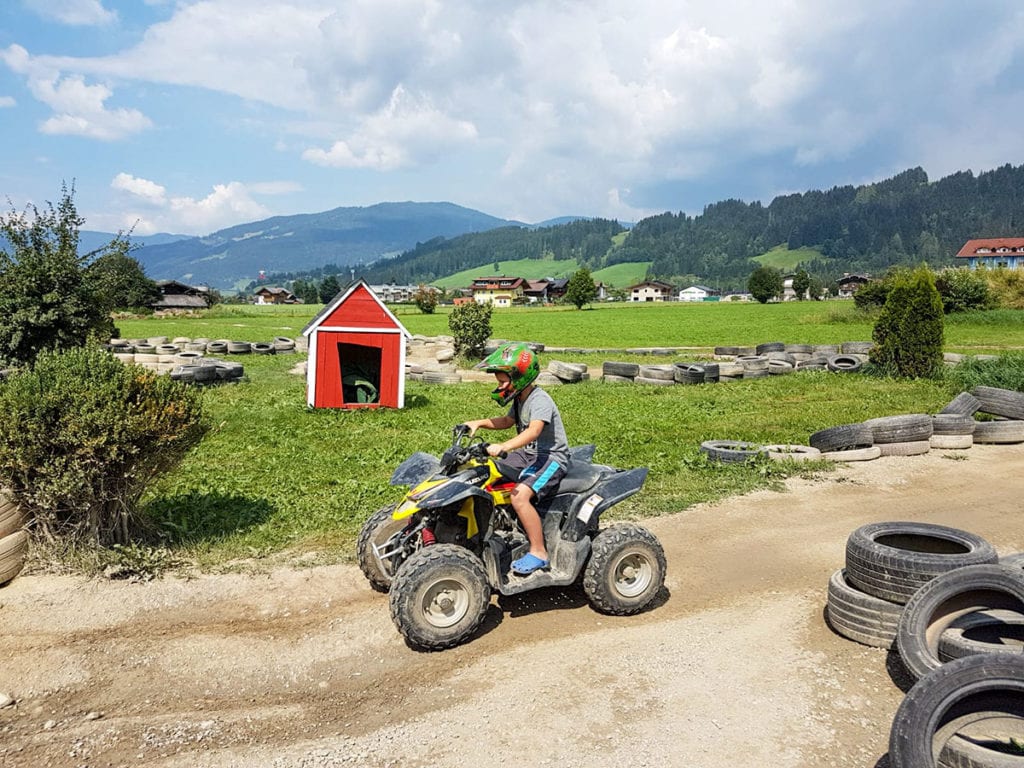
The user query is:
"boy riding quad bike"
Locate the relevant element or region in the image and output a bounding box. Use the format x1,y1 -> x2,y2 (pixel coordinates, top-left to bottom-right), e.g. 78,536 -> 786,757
357,424 -> 667,650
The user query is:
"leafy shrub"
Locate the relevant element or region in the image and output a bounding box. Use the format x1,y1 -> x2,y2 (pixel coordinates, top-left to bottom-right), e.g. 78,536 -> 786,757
448,301 -> 493,358
934,267 -> 993,313
870,266 -> 944,378
853,277 -> 895,310
412,284 -> 438,314
944,352 -> 1024,392
747,265 -> 783,304
0,345 -> 208,545
985,266 -> 1024,310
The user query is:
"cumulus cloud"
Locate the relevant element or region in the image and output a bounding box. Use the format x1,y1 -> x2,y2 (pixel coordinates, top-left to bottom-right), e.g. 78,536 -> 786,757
0,96 -> 14,108
23,0 -> 116,26
5,0 -> 1024,227
106,174 -> 292,235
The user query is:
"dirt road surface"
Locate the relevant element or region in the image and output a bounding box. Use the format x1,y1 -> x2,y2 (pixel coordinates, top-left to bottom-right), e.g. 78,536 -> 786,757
2,443 -> 1022,768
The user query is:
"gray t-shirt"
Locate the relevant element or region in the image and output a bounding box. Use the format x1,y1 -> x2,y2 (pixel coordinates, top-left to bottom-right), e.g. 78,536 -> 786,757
508,387 -> 570,464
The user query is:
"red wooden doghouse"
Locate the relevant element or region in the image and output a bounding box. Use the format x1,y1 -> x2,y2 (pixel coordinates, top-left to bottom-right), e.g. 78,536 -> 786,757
302,280 -> 411,408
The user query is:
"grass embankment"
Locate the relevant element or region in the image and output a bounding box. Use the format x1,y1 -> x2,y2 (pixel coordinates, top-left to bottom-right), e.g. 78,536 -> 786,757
114,302 -> 1023,569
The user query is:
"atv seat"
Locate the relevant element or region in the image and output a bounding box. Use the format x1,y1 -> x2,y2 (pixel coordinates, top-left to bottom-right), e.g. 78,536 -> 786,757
556,462 -> 614,494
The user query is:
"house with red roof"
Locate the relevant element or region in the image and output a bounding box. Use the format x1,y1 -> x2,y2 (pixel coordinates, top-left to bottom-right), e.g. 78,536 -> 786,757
955,238 -> 1024,270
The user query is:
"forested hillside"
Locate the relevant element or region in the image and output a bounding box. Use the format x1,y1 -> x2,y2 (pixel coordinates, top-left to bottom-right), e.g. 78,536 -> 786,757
267,163 -> 1024,292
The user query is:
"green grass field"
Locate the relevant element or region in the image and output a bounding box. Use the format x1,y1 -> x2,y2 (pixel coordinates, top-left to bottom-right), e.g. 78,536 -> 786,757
432,258 -> 581,289
591,261 -> 651,288
752,245 -> 823,271
102,301 -> 1024,571
125,301 -> 1024,354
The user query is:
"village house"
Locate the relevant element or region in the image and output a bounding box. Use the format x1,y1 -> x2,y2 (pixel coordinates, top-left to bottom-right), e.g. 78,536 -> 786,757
152,280 -> 210,311
469,276 -> 526,307
955,238 -> 1024,270
367,284 -> 438,303
253,286 -> 298,304
678,285 -> 719,302
627,280 -> 674,302
836,273 -> 872,298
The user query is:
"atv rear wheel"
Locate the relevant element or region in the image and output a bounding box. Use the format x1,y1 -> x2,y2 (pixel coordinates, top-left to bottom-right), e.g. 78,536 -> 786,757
389,544 -> 490,650
356,503 -> 402,592
583,524 -> 666,615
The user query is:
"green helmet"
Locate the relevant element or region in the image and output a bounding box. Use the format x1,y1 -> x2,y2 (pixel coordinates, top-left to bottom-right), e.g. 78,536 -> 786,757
476,342 -> 540,406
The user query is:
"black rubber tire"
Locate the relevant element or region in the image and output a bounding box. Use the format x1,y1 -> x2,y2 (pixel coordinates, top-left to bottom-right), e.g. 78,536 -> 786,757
388,544 -> 490,650
878,440 -> 932,457
767,360 -> 794,375
938,609 -> 1024,663
356,503 -> 402,592
939,725 -> 1024,768
603,361 -> 639,377
736,355 -> 769,371
896,563 -> 1024,680
252,342 -> 276,355
548,361 -> 583,382
845,522 -> 998,606
755,341 -> 785,354
863,414 -> 934,444
827,354 -> 864,373
889,653 -> 1024,767
699,440 -> 762,463
809,423 -> 874,452
932,414 -> 977,436
825,569 -> 903,648
942,392 -> 982,416
638,364 -> 675,381
1001,553 -> 1024,570
0,491 -> 25,539
673,364 -> 706,384
713,346 -> 739,356
973,386 -> 1024,421
0,530 -> 29,586
973,421 -> 1024,444
701,362 -> 720,382
583,524 -> 666,615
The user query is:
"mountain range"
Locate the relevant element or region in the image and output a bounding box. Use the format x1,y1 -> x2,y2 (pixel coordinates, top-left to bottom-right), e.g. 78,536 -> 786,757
85,202 -> 549,290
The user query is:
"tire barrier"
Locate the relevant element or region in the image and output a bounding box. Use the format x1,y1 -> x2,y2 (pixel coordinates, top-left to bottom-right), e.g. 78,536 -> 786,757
845,521 -> 998,606
699,440 -> 762,464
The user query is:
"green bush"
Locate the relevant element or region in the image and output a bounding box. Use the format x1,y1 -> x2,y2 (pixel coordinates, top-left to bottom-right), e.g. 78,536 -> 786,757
448,301 -> 493,358
870,266 -> 944,379
412,284 -> 438,314
853,276 -> 895,310
0,345 -> 208,545
945,352 -> 1024,392
986,267 -> 1024,310
934,267 -> 993,313
747,265 -> 783,304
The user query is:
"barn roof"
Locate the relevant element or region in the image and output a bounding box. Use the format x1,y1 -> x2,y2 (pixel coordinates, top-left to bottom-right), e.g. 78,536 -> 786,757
301,279 -> 411,338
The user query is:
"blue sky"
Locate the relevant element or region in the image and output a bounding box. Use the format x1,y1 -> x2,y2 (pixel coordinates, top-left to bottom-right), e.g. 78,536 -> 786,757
1,0 -> 1023,237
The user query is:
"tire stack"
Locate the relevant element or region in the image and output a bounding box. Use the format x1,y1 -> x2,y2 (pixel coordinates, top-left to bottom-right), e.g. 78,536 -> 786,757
825,521 -> 999,650
809,422 -> 879,462
862,413 -> 932,457
602,361 -> 639,384
545,360 -> 588,385
635,364 -> 676,386
972,386 -> 1024,445
0,488 -> 28,589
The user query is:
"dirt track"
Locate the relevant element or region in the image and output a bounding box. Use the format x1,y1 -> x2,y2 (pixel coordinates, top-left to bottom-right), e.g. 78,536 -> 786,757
1,443 -> 1022,768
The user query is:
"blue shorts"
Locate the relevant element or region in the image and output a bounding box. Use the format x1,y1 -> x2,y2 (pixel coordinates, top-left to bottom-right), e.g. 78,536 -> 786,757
499,451 -> 566,499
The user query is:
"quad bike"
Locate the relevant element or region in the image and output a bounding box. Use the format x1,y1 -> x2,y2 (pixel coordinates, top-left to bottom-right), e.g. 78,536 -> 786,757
357,425 -> 667,650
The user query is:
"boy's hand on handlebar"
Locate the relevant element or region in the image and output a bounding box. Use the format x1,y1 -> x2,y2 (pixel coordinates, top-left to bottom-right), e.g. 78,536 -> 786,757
486,443 -> 507,458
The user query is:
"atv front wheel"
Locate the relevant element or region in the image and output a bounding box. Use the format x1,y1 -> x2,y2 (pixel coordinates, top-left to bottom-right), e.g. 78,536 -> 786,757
583,524 -> 666,615
356,503 -> 402,592
389,544 -> 490,650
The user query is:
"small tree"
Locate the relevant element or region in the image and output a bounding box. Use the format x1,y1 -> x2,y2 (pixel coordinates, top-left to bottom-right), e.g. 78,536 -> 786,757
748,265 -> 783,304
448,301 -> 493,359
319,274 -> 341,303
565,267 -> 598,309
412,284 -> 438,314
0,184 -> 116,365
791,269 -> 811,301
86,248 -> 161,311
934,267 -> 993,313
0,345 -> 208,545
870,266 -> 944,378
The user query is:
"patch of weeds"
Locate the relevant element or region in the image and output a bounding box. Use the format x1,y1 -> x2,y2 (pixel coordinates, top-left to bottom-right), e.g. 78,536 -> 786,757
940,452 -> 969,461
101,542 -> 184,582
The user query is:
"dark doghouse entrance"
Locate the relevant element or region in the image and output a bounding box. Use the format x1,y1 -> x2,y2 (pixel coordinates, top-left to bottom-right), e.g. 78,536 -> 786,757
338,342 -> 381,404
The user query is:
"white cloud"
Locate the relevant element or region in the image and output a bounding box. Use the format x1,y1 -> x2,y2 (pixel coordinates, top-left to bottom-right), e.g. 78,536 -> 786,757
303,85 -> 477,170
22,0 -> 116,26
105,175 -> 284,235
34,75 -> 152,139
0,96 -> 14,108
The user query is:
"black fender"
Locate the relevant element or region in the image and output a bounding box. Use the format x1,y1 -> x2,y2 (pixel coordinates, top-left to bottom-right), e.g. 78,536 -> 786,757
569,444 -> 597,463
390,452 -> 440,486
562,467 -> 649,541
417,480 -> 495,542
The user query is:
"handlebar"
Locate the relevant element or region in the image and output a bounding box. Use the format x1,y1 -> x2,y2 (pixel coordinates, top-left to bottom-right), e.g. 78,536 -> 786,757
453,424 -> 507,460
